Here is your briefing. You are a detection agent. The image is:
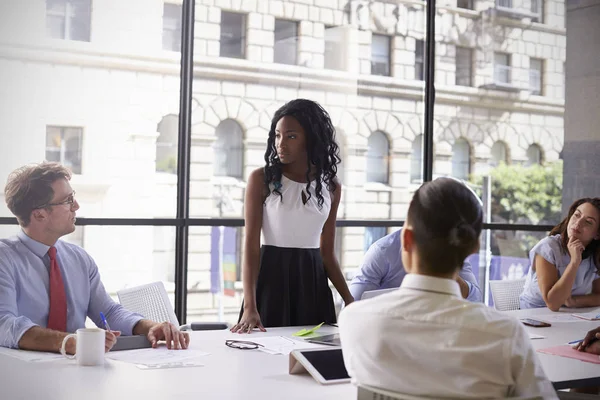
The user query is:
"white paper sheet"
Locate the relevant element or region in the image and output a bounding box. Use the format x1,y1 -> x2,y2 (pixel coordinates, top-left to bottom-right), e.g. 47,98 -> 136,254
536,314 -> 583,323
250,336 -> 326,355
528,333 -> 546,340
0,347 -> 64,362
106,347 -> 209,367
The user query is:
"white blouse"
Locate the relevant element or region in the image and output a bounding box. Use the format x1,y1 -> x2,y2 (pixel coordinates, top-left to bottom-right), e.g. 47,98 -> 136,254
262,175 -> 331,249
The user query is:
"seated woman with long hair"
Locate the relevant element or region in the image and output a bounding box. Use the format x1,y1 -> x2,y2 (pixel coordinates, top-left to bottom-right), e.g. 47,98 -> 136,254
520,198 -> 600,310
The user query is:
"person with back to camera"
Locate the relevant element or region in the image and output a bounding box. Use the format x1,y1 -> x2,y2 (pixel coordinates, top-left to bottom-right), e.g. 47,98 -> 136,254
230,99 -> 353,334
339,177 -> 556,399
520,198 -> 600,311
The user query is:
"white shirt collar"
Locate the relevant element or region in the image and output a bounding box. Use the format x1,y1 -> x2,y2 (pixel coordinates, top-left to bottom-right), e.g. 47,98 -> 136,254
400,274 -> 462,298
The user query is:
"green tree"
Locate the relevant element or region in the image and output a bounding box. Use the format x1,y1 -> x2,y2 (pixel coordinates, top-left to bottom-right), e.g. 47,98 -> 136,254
472,161 -> 563,225
472,161 -> 563,256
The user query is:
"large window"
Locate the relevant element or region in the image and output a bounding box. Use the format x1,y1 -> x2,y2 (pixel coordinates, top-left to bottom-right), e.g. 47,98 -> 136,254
46,0 -> 91,42
371,34 -> 391,77
162,3 -> 182,52
220,12 -> 246,59
6,0 -> 591,324
46,126 -> 83,174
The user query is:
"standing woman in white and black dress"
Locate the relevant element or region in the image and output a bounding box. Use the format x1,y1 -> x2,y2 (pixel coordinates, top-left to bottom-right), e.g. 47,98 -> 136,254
231,99 -> 354,333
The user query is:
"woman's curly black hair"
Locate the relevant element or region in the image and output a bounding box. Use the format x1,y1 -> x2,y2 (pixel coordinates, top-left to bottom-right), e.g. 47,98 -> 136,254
264,99 -> 341,210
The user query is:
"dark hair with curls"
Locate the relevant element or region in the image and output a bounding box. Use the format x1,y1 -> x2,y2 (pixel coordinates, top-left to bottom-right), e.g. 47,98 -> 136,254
549,197 -> 600,267
263,99 -> 341,209
406,177 -> 483,275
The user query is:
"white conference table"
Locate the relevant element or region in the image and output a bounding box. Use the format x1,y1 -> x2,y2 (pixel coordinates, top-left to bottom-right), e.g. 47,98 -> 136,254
504,307 -> 600,390
1,326 -> 356,400
4,309 -> 600,399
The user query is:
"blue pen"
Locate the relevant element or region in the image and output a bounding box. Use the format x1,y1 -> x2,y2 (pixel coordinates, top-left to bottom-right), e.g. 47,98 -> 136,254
100,312 -> 111,331
568,339 -> 583,345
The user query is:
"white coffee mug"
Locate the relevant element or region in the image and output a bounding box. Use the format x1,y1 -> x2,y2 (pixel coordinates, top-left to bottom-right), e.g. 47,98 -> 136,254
60,328 -> 105,366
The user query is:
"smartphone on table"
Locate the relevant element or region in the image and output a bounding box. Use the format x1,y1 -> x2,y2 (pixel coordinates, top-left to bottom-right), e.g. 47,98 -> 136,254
521,318 -> 551,328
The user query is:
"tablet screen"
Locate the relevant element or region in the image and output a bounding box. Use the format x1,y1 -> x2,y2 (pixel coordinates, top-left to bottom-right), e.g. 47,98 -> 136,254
300,349 -> 350,381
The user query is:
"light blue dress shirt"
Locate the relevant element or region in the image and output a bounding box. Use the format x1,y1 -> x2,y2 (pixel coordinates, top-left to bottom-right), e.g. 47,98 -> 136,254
0,230 -> 143,349
520,234 -> 600,309
349,229 -> 482,302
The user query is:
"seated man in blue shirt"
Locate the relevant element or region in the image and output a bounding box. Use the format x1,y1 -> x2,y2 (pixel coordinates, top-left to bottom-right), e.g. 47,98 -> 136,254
350,229 -> 482,302
0,162 -> 189,353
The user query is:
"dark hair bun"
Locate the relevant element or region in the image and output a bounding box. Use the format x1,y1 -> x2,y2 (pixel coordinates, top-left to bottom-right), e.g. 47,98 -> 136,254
448,221 -> 477,247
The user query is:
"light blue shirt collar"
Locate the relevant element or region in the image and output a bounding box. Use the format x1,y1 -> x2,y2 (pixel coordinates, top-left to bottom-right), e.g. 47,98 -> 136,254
17,230 -> 51,259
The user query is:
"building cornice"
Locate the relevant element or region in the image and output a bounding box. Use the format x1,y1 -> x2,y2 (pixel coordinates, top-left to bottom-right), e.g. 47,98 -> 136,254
0,43 -> 564,116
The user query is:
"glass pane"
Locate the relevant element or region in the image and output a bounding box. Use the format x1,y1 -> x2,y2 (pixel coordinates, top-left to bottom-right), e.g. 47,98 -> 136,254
46,14 -> 65,39
220,12 -> 245,59
191,0 -> 427,224
162,3 -> 182,51
274,19 -> 297,65
1,2 -> 181,218
434,1 -> 570,227
68,0 -> 91,42
475,229 -> 549,307
366,131 -> 389,184
456,47 -> 472,86
187,226 -> 242,324
371,34 -> 390,76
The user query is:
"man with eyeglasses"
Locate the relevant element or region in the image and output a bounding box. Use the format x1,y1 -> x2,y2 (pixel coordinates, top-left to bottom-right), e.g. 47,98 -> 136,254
0,162 -> 189,354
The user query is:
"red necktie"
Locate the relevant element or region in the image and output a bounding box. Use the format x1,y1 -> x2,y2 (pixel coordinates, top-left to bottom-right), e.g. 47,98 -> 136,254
47,246 -> 67,332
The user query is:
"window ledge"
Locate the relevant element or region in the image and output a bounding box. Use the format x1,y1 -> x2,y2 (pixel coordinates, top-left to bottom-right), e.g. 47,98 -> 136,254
211,176 -> 246,188
364,182 -> 392,192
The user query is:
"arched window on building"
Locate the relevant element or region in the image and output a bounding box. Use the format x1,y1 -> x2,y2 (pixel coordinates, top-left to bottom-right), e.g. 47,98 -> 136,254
366,131 -> 389,184
452,137 -> 471,180
156,114 -> 178,174
490,141 -> 508,167
214,119 -> 244,178
526,143 -> 543,166
410,134 -> 423,182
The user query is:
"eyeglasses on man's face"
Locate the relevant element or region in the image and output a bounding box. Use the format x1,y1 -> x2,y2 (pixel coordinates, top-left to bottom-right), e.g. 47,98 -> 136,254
225,340 -> 264,350
36,191 -> 77,210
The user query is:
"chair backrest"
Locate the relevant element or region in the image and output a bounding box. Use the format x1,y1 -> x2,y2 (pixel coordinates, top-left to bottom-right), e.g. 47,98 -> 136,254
489,278 -> 526,311
358,385 -> 547,400
117,281 -> 179,326
357,385 -> 408,400
361,288 -> 397,300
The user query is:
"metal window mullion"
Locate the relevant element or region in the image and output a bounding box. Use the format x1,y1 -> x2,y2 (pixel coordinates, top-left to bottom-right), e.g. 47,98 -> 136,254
422,0 -> 436,182
174,0 -> 195,324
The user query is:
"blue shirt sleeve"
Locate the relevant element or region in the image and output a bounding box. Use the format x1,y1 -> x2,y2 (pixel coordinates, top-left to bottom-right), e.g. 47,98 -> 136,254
459,260 -> 482,302
350,244 -> 389,301
0,247 -> 37,349
84,255 -> 143,336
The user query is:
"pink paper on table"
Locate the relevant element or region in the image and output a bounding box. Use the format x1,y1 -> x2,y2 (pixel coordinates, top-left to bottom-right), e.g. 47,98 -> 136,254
537,345 -> 600,364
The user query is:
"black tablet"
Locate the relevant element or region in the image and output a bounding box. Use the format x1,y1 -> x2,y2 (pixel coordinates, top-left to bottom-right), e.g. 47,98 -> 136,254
290,348 -> 350,384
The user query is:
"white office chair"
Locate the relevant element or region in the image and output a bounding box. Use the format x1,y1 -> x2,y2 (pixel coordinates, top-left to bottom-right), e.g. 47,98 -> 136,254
117,281 -> 229,331
489,278 -> 526,312
357,385 -> 412,400
358,385 -> 551,400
